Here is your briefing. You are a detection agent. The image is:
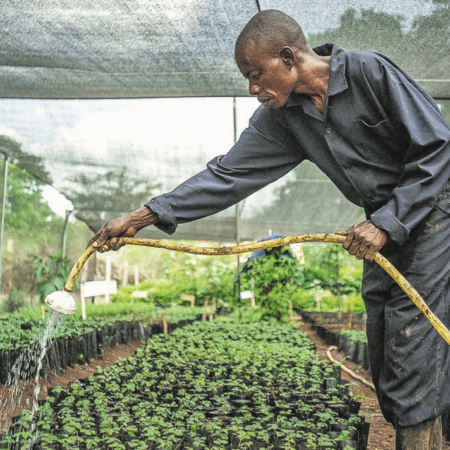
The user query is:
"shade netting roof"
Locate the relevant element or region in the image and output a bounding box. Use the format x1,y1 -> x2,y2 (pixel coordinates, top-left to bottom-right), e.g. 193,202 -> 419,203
1,0 -> 449,241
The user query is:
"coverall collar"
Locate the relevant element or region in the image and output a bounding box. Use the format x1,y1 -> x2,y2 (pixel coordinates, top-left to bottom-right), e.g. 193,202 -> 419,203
285,43 -> 348,108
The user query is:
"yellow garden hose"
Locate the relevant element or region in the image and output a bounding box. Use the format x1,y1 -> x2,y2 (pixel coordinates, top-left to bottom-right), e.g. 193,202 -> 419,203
64,233 -> 450,345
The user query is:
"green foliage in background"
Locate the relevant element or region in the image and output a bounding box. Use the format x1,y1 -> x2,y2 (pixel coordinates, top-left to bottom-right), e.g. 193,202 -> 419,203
113,242 -> 365,315
340,329 -> 367,344
1,288 -> 27,313
32,251 -> 78,302
294,244 -> 365,313
241,247 -> 301,323
4,165 -> 63,240
289,288 -> 365,314
113,250 -> 237,308
300,244 -> 362,295
0,143 -> 364,316
1,160 -> 92,298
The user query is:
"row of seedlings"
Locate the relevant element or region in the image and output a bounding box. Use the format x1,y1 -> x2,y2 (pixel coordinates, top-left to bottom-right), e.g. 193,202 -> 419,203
309,325 -> 369,371
0,311 -> 201,386
299,313 -> 366,327
3,321 -> 370,449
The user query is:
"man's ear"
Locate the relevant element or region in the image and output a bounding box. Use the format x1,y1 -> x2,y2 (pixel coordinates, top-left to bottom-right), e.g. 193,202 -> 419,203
280,47 -> 295,66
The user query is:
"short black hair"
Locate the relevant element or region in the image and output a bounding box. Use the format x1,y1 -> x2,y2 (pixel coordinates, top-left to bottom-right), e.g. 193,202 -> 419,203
235,10 -> 308,58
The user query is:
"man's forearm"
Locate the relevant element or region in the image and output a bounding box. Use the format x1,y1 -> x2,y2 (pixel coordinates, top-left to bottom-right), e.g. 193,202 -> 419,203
127,206 -> 160,232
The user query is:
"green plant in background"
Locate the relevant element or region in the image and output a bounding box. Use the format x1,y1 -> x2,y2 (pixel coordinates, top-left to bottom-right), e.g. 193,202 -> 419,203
340,330 -> 367,344
32,250 -> 78,302
0,152 -> 93,297
113,249 -> 237,308
2,287 -> 27,313
301,244 -> 363,295
111,240 -> 365,316
241,246 -> 301,322
292,244 -> 365,314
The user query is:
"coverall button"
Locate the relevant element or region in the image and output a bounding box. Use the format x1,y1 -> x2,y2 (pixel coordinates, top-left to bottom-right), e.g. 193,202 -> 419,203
326,128 -> 332,133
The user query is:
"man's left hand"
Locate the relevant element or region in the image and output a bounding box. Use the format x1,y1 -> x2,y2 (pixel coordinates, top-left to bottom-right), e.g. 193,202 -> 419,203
335,220 -> 387,261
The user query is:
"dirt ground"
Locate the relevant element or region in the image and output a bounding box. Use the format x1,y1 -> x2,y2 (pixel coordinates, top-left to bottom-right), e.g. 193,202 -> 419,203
0,342 -> 143,430
297,320 -> 450,450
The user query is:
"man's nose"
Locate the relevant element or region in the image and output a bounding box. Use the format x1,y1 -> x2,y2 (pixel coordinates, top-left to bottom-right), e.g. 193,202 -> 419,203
249,80 -> 261,95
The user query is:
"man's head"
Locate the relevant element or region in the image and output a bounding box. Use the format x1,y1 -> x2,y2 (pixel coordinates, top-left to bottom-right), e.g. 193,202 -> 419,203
235,10 -> 310,108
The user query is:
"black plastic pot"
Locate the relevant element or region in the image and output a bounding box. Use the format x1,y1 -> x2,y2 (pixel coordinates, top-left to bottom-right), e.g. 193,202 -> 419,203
348,400 -> 362,415
67,337 -> 76,368
355,341 -> 366,366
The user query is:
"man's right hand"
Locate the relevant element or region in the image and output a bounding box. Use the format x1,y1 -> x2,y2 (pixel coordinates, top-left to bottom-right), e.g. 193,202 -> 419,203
87,206 -> 160,253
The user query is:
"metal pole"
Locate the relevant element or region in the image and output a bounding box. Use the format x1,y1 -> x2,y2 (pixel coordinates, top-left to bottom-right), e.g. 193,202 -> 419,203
0,155 -> 10,295
62,209 -> 73,260
233,97 -> 242,298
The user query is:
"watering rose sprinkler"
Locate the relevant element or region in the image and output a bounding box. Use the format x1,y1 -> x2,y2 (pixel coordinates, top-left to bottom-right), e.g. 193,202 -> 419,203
44,290 -> 77,315
43,233 -> 450,345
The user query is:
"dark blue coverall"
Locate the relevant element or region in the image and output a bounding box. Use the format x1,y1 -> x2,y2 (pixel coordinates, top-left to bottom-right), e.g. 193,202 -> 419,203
147,43 -> 450,427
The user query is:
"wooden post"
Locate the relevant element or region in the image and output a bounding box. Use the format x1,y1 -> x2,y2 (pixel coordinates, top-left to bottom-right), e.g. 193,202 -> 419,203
80,283 -> 87,320
41,304 -> 45,320
105,255 -> 111,304
151,296 -> 155,307
134,264 -> 139,286
347,309 -> 353,330
122,261 -> 128,286
209,298 -> 216,322
162,313 -> 168,335
202,298 -> 209,322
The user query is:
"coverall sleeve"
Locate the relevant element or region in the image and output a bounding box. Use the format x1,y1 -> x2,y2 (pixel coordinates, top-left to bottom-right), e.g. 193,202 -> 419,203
367,60 -> 450,245
146,106 -> 304,235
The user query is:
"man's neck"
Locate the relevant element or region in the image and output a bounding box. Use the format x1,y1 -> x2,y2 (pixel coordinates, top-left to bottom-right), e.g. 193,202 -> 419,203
293,53 -> 331,96
292,52 -> 331,112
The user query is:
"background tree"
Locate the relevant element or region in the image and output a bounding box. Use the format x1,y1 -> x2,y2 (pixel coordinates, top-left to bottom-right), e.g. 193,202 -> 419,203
65,168 -> 160,233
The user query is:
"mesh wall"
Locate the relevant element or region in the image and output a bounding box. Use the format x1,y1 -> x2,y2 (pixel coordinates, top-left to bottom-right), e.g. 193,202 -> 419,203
1,0 -> 449,99
0,0 -> 449,241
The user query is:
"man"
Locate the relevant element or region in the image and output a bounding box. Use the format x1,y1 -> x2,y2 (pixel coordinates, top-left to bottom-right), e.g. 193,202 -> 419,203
88,10 -> 450,448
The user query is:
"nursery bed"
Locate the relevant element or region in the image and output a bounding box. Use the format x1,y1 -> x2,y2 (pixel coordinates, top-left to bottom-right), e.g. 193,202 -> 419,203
0,310 -> 202,386
2,321 -> 370,450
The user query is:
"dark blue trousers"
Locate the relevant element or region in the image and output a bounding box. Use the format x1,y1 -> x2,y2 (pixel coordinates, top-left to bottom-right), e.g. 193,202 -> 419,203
363,183 -> 450,427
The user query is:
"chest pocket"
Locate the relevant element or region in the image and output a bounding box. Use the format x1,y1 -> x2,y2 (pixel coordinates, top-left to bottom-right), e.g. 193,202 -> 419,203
354,118 -> 403,166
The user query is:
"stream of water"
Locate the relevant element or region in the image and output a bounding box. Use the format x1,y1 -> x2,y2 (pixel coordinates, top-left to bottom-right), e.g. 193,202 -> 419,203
0,309 -> 66,448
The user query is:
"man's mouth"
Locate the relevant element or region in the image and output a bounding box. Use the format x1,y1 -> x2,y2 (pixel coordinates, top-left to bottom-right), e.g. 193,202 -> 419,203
259,98 -> 271,105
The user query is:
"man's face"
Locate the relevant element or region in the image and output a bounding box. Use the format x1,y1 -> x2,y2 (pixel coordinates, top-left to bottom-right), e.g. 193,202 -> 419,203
235,38 -> 296,109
